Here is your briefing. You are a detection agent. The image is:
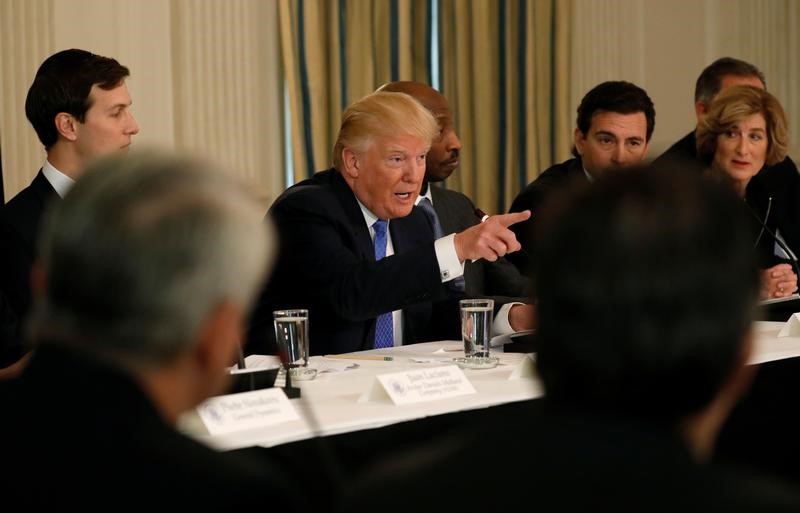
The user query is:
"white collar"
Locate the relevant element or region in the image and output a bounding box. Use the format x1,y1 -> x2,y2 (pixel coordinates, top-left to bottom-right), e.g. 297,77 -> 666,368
42,160 -> 75,198
415,183 -> 434,206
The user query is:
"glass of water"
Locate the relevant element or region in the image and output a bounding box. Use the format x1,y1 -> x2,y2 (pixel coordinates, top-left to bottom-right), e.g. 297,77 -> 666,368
458,299 -> 499,369
273,309 -> 316,380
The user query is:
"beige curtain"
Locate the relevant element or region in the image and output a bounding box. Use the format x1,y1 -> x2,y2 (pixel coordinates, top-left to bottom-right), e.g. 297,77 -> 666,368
278,0 -> 431,183
279,0 -> 570,211
440,0 -> 571,214
0,0 -> 52,202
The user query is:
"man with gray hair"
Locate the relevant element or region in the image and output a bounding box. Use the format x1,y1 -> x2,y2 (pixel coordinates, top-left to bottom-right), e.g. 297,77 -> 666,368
0,152 -> 300,509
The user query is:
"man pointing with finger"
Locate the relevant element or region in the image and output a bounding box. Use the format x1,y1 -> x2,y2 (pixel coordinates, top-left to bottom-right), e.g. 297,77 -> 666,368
246,91 -> 531,356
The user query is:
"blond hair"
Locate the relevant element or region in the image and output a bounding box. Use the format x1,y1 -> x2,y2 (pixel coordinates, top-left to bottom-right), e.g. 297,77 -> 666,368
332,91 -> 438,169
697,85 -> 788,166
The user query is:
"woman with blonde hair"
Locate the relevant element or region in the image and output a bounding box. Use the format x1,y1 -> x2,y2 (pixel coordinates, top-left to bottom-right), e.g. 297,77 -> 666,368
697,85 -> 799,300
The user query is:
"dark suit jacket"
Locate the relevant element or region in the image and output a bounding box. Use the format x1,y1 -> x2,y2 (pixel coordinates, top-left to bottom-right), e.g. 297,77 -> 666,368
344,399 -> 800,512
506,157 -> 589,276
246,169 -> 460,356
655,131 -> 800,264
0,345 -> 302,510
0,170 -> 58,363
429,184 -> 530,300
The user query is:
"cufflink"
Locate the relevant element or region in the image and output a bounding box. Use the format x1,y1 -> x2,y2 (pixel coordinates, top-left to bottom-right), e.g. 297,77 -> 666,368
441,270 -> 451,279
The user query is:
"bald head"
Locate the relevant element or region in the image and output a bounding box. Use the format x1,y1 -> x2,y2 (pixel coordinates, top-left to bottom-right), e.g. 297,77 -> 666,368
379,81 -> 462,182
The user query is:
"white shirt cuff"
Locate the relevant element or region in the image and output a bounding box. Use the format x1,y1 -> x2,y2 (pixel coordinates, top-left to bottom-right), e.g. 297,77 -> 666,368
493,302 -> 523,335
434,233 -> 465,282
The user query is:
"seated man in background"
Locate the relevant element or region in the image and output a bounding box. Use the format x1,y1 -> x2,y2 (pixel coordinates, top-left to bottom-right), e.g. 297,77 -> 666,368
0,48 -> 139,367
507,81 -> 654,276
345,167 -> 800,511
246,91 -> 531,356
0,152 -> 300,510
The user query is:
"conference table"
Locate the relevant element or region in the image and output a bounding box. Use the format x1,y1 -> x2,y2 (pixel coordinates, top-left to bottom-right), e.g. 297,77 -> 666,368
181,320 -> 800,454
181,340 -> 543,451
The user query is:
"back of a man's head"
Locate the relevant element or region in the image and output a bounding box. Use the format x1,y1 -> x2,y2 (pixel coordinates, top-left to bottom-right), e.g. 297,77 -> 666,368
534,167 -> 759,422
694,57 -> 766,106
30,151 -> 273,374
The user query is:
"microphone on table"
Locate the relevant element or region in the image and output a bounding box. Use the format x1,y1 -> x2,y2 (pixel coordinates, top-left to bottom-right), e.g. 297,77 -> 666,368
746,198 -> 800,284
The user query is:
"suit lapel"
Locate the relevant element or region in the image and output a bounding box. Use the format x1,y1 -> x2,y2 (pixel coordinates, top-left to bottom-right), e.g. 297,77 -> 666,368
329,169 -> 375,261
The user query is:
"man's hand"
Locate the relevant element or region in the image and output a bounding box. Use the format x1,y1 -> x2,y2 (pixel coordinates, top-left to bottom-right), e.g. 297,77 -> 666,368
760,263 -> 798,299
508,304 -> 536,331
453,210 -> 531,262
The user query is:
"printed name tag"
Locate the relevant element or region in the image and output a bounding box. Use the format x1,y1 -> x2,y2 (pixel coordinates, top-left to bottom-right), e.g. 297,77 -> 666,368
360,365 -> 476,405
197,388 -> 299,435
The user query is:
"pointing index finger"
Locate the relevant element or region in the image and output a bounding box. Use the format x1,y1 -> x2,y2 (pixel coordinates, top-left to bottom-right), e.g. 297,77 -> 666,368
494,210 -> 531,227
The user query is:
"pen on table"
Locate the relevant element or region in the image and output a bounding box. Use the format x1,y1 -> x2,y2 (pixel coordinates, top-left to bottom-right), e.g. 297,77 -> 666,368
324,354 -> 394,361
474,208 -> 489,223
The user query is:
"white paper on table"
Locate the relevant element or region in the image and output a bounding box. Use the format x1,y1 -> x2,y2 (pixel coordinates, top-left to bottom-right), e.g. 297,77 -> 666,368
433,344 -> 464,353
778,313 -> 800,337
239,354 -> 357,374
409,357 -> 456,364
307,357 -> 358,373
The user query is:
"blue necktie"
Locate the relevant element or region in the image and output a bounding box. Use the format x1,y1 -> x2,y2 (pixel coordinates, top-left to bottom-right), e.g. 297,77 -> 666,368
418,197 -> 465,292
373,219 -> 394,348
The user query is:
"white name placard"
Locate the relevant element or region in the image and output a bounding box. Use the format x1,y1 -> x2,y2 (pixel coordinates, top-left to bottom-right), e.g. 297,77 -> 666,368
360,365 -> 476,405
197,388 -> 299,435
778,313 -> 800,337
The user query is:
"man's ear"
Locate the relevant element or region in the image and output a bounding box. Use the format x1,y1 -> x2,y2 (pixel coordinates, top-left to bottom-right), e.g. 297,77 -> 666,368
54,113 -> 79,142
573,128 -> 585,156
694,101 -> 709,121
341,148 -> 360,179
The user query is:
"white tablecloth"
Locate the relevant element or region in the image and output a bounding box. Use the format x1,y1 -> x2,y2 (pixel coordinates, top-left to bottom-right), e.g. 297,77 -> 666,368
180,341 -> 542,451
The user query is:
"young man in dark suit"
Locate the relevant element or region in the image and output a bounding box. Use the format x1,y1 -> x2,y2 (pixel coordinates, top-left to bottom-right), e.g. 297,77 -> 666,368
0,152 -> 302,510
246,91 -> 532,356
0,49 -> 139,367
379,81 -> 533,333
507,81 -> 654,276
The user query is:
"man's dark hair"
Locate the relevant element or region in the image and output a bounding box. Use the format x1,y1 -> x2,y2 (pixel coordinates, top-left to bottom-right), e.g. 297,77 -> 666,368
575,81 -> 656,141
25,49 -> 130,150
694,57 -> 766,106
534,166 -> 759,422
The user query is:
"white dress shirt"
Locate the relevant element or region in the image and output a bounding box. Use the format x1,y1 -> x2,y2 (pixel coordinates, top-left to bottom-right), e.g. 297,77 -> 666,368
42,160 -> 75,198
